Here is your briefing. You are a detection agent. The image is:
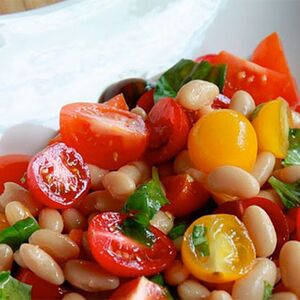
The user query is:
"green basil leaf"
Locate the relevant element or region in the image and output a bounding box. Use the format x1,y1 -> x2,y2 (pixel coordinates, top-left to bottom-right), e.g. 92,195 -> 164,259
283,129 -> 300,166
263,280 -> 273,300
154,59 -> 227,102
0,217 -> 40,250
268,176 -> 300,209
190,224 -> 210,257
168,223 -> 187,240
149,274 -> 165,286
0,271 -> 31,300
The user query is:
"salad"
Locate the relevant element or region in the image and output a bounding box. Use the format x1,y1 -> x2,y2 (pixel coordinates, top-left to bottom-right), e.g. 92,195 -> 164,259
0,32 -> 300,300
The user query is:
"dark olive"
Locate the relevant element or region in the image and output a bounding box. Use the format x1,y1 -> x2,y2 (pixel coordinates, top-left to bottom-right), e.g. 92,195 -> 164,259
98,78 -> 148,109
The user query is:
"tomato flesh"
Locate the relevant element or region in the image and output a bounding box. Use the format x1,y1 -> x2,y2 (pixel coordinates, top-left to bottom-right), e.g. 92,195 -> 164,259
88,212 -> 176,277
137,89 -> 155,113
27,142 -> 90,209
104,94 -> 129,111
60,102 -> 148,170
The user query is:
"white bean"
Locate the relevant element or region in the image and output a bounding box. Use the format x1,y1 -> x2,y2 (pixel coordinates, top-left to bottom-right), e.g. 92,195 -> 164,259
62,208 -> 87,232
277,166 -> 300,183
131,107 -> 147,120
20,243 -> 64,285
88,164 -> 108,190
207,166 -> 260,198
5,201 -> 32,225
102,171 -> 136,199
62,293 -> 87,300
119,164 -> 142,185
13,250 -> 27,268
251,152 -> 276,186
64,260 -> 119,292
211,192 -> 238,205
176,80 -> 219,111
232,258 -> 276,300
129,161 -> 150,182
164,260 -> 190,286
92,190 -> 124,212
291,110 -> 300,128
174,150 -> 195,174
229,90 -> 255,118
243,205 -> 277,257
38,208 -> 64,233
271,292 -> 298,300
184,168 -> 207,185
177,280 -> 210,300
279,240 -> 300,296
207,290 -> 233,300
150,211 -> 174,235
0,244 -> 13,271
29,229 -> 80,263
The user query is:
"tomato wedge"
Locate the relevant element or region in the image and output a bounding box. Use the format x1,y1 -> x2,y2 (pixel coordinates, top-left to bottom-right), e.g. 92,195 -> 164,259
0,154 -> 31,193
110,276 -> 168,300
213,51 -> 297,105
60,103 -> 148,170
287,208 -> 300,241
88,212 -> 176,277
146,98 -> 190,164
162,174 -> 209,217
27,142 -> 90,209
137,89 -> 155,113
104,94 -> 129,110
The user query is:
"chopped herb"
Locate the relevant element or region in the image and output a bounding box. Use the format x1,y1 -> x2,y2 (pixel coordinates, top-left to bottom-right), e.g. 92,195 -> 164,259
20,172 -> 27,184
268,176 -> 300,209
0,271 -> 31,300
263,280 -> 273,300
190,224 -> 210,257
283,128 -> 300,166
0,217 -> 40,250
168,223 -> 187,240
121,167 -> 169,246
149,274 -> 165,286
154,59 -> 227,101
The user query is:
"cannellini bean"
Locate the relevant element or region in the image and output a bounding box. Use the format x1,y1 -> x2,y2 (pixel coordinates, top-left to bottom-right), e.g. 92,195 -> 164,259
62,208 -> 87,232
62,293 -> 87,300
64,260 -> 119,292
119,164 -> 142,185
291,110 -> 300,128
277,166 -> 300,183
207,166 -> 260,198
177,279 -> 210,300
232,258 -> 276,300
129,161 -> 150,182
0,244 -> 13,271
38,208 -> 64,233
14,250 -> 27,268
196,104 -> 214,118
29,229 -> 80,262
243,205 -> 277,257
176,80 -> 219,111
251,152 -> 276,186
5,201 -> 32,225
20,243 -> 64,285
131,107 -> 147,120
184,168 -> 207,185
164,260 -> 190,286
174,150 -> 195,174
207,290 -> 233,300
150,211 -> 174,235
0,182 -> 42,216
271,292 -> 298,300
229,90 -> 255,117
257,189 -> 283,208
0,212 -> 9,230
279,240 -> 300,296
88,164 -> 108,190
211,192 -> 238,205
102,171 -> 136,199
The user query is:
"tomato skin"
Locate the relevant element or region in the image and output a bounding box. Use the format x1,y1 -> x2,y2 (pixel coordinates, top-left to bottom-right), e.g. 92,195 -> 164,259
104,94 -> 129,110
17,269 -> 65,300
287,208 -> 300,241
48,133 -> 63,145
146,98 -> 190,164
27,142 -> 90,209
0,154 -> 31,193
88,212 -> 176,277
162,174 -> 209,217
214,51 -> 297,106
110,276 -> 168,300
137,89 -> 155,113
195,54 -> 217,63
60,102 -> 149,170
211,94 -> 231,109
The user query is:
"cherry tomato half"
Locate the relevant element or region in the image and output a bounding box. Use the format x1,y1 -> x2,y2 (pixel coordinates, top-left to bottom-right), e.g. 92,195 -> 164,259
0,154 -> 31,193
60,102 -> 148,170
27,142 -> 90,209
162,174 -> 210,217
137,89 -> 155,113
146,98 -> 190,164
104,94 -> 129,111
88,212 -> 176,277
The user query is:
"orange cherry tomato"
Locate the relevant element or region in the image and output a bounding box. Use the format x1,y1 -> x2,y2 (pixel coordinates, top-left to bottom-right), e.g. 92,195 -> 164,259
104,94 -> 129,110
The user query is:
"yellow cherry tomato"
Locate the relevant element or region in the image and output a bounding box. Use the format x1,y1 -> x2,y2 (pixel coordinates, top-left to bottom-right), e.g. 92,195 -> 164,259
181,214 -> 256,283
188,109 -> 257,173
251,98 -> 291,158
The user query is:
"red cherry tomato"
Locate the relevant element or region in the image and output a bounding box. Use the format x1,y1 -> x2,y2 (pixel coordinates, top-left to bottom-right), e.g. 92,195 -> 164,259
16,269 -> 65,300
137,89 -> 155,113
88,212 -> 176,277
287,208 -> 300,241
0,154 -> 31,193
146,98 -> 190,164
211,94 -> 231,109
110,276 -> 168,300
27,142 -> 90,209
60,102 -> 149,170
104,94 -> 129,110
48,133 -> 63,145
195,54 -> 217,63
162,174 -> 209,217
